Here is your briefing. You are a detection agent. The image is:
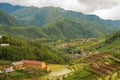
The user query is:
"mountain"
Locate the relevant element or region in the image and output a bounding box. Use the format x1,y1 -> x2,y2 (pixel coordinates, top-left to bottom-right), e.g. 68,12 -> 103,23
0,9 -> 18,26
40,17 -> 116,39
11,7 -> 64,27
0,16 -> 116,40
0,3 -> 120,40
0,3 -> 24,14
11,6 -> 120,28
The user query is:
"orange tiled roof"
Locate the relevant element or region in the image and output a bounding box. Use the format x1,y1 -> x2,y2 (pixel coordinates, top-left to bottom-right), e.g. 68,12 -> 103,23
22,60 -> 44,65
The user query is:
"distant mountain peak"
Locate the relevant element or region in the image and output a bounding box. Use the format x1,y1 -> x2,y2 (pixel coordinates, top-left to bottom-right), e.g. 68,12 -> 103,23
0,2 -> 25,14
0,9 -> 18,26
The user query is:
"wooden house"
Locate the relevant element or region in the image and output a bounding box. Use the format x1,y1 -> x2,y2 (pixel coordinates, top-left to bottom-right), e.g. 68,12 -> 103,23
0,44 -> 10,47
0,35 -> 2,38
12,61 -> 24,69
0,70 -> 3,74
22,60 -> 46,69
5,67 -> 14,73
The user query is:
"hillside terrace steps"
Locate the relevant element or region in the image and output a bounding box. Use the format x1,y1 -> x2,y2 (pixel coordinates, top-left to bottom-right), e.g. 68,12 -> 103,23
83,51 -> 117,76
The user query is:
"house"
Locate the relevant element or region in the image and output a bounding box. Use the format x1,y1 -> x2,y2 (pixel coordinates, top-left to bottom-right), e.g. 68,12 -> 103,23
0,70 -> 3,74
12,60 -> 46,69
0,44 -> 10,47
5,67 -> 14,73
0,35 -> 2,38
22,60 -> 46,69
12,61 -> 24,69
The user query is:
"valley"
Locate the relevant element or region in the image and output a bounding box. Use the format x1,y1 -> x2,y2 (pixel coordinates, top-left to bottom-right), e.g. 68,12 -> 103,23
0,2 -> 120,80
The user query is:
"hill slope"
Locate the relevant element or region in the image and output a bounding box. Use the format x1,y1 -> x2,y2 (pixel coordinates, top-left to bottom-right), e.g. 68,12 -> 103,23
0,9 -> 18,26
0,35 -> 68,64
11,7 -> 64,26
93,31 -> 120,52
40,17 -> 116,39
0,3 -> 24,14
0,3 -> 120,40
11,6 -> 120,29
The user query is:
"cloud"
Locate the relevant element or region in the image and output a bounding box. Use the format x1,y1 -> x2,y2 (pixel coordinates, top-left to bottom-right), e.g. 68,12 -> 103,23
91,4 -> 120,20
0,0 -> 120,20
77,0 -> 120,13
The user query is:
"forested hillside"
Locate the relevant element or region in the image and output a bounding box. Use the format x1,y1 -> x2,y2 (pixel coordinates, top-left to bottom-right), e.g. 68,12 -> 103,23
92,31 -> 120,52
11,6 -> 120,29
0,9 -> 18,26
0,3 -> 120,40
0,35 -> 70,64
0,3 -> 24,14
40,16 -> 115,39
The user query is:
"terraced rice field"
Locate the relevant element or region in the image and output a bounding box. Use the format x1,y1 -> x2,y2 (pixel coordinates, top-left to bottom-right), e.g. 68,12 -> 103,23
83,52 -> 117,76
38,64 -> 71,80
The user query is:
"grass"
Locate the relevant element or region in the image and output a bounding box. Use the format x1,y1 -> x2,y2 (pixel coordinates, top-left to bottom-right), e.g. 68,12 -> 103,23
0,60 -> 11,65
8,71 -> 29,79
64,68 -> 96,80
47,64 -> 68,72
8,67 -> 47,80
38,64 -> 71,79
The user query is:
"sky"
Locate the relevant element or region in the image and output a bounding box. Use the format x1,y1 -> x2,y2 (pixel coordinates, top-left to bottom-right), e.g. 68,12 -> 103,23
0,0 -> 120,20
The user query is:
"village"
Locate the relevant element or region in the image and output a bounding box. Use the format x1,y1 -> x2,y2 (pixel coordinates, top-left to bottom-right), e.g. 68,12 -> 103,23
0,35 -> 119,80
0,35 -> 49,74
0,59 -> 49,74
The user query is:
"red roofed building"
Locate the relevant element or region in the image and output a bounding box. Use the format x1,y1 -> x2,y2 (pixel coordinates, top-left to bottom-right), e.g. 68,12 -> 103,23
22,60 -> 46,69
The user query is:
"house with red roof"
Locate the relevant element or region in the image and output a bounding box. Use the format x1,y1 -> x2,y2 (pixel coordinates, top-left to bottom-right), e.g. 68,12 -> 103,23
12,60 -> 46,69
22,60 -> 46,69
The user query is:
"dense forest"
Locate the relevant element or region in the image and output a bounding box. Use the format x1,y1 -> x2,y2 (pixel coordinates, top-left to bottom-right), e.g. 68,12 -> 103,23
0,35 -> 70,64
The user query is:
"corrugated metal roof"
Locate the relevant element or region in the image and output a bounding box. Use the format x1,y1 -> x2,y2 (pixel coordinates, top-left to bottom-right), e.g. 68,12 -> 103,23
5,67 -> 14,73
0,35 -> 2,38
0,70 -> 3,73
0,44 -> 10,46
12,61 -> 23,66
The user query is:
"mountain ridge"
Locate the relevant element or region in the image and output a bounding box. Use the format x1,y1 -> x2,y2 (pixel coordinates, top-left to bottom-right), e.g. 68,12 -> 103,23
0,9 -> 18,26
0,3 -> 120,40
0,3 -> 25,14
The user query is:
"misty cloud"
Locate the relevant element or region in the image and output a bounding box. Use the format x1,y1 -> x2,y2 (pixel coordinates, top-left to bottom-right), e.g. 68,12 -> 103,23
77,0 -> 120,13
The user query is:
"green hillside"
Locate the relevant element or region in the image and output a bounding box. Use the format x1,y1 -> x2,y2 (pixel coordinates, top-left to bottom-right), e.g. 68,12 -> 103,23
40,17 -> 116,39
0,16 -> 116,40
0,4 -> 120,40
0,3 -> 24,14
0,25 -> 45,40
11,7 -> 64,27
11,6 -> 120,29
93,31 -> 120,52
0,9 -> 18,26
0,35 -> 69,64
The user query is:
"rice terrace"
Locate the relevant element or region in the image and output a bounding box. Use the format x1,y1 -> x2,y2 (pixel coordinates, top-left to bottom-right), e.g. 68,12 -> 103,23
0,0 -> 120,80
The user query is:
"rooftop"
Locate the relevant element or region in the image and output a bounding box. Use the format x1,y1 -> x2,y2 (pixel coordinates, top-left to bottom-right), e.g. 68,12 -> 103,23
22,60 -> 44,65
12,61 -> 23,66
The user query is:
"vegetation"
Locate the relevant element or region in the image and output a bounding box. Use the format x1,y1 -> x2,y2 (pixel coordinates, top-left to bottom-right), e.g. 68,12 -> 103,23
0,9 -> 18,26
0,3 -> 24,14
64,68 -> 95,80
0,67 -> 47,80
0,3 -> 120,80
92,31 -> 120,52
10,6 -> 119,40
0,60 -> 11,65
0,5 -> 119,40
0,35 -> 70,64
10,5 -> 120,29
